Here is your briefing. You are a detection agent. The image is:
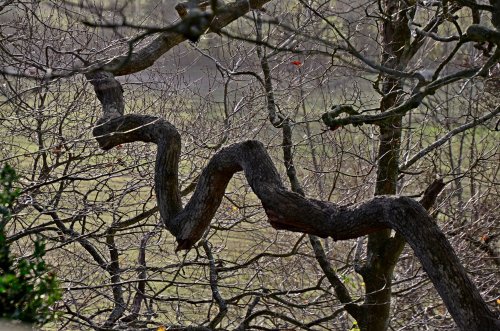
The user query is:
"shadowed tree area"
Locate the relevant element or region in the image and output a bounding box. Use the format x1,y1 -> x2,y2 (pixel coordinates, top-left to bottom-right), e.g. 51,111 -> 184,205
0,0 -> 499,330
0,164 -> 60,325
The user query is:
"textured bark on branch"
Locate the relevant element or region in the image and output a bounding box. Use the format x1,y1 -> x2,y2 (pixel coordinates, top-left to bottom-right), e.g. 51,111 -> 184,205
90,0 -> 272,76
87,71 -> 499,331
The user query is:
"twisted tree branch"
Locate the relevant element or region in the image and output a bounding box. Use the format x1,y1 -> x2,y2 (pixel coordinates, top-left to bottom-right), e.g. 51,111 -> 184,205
88,71 -> 499,331
85,0 -> 273,76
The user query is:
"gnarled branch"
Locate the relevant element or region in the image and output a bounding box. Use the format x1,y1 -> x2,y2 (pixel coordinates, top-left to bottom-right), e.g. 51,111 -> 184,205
88,0 -> 273,76
88,72 -> 499,331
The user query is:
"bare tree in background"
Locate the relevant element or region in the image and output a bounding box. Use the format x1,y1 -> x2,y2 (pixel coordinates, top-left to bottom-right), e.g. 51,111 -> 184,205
0,0 -> 499,330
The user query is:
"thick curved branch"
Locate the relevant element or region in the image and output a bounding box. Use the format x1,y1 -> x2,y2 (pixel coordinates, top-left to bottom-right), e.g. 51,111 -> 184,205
88,71 -> 182,234
465,24 -> 500,45
91,113 -> 183,233
173,141 -> 499,330
87,0 -> 272,76
172,140 -> 357,249
88,72 -> 499,331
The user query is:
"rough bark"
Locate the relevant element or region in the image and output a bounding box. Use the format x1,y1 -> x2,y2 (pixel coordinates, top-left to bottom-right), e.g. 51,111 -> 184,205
171,141 -> 500,331
356,0 -> 411,328
89,0 -> 273,77
87,71 -> 499,331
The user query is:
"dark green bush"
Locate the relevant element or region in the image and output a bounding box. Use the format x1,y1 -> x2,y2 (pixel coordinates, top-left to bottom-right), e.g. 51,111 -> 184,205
0,164 -> 61,324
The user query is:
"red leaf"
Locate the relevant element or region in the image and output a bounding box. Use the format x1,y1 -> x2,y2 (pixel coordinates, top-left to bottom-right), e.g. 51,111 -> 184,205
291,60 -> 302,66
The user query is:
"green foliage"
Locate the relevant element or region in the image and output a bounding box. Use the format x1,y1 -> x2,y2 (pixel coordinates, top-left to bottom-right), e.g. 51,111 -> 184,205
349,320 -> 361,331
0,164 -> 61,324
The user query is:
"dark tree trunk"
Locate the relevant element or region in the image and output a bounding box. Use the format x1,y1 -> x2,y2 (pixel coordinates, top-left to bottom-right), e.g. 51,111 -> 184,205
357,0 -> 412,329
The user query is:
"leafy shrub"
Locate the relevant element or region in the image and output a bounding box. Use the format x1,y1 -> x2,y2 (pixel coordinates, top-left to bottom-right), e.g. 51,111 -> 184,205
0,164 -> 61,324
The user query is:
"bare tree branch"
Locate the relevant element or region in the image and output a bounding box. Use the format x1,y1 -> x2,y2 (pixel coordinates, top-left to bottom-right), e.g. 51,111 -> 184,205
86,0 -> 273,76
400,106 -> 500,171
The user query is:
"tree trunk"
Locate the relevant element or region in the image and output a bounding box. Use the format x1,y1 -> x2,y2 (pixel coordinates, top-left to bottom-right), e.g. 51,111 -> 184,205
357,0 -> 411,329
